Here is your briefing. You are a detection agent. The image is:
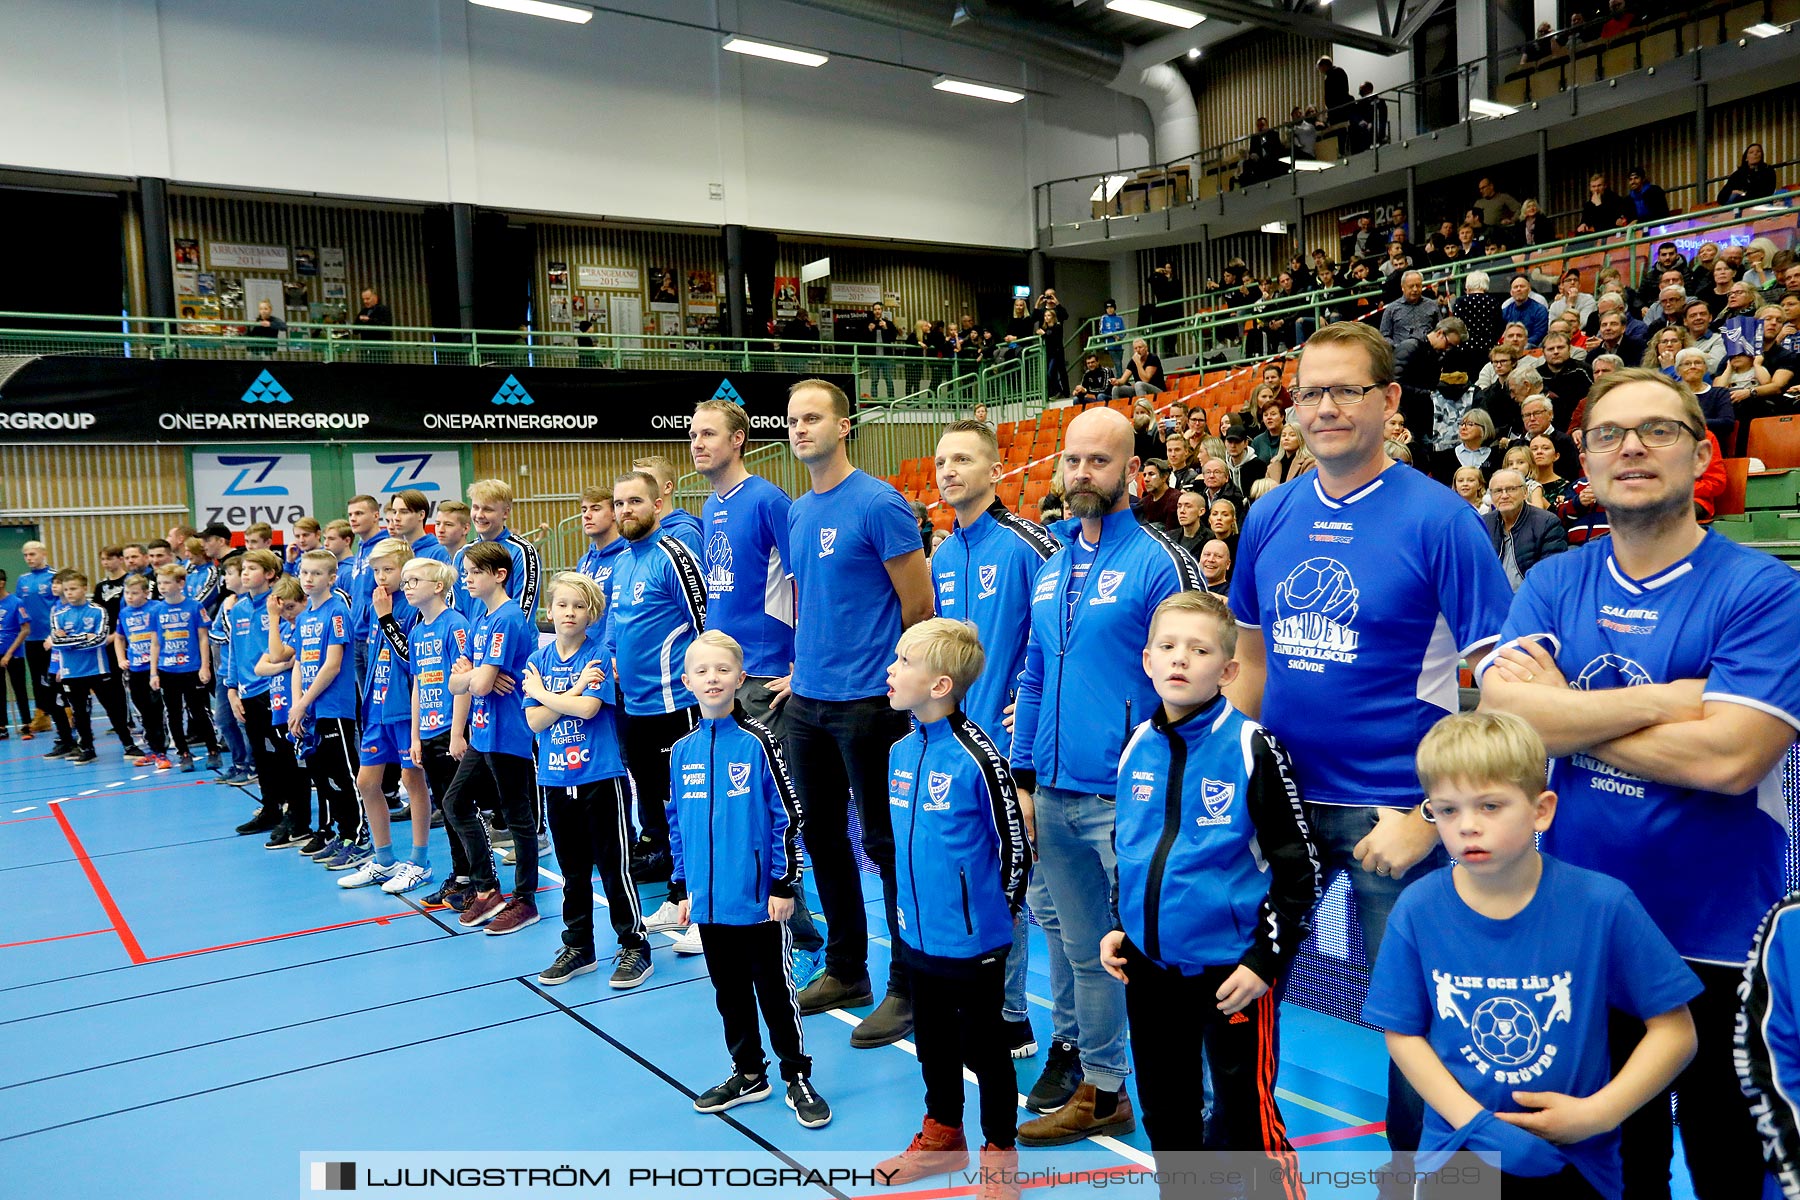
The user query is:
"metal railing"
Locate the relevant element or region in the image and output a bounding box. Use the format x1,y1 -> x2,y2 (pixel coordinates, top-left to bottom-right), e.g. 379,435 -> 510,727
1085,190 -> 1799,363
1033,11 -> 1795,236
0,311 -> 1040,406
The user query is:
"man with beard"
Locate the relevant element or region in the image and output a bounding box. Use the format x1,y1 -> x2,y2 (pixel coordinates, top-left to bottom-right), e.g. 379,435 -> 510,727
1010,407 -> 1201,1141
1480,368 -> 1800,1199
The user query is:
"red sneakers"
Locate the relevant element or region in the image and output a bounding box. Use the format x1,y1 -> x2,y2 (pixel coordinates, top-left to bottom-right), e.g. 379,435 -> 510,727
484,897 -> 541,936
978,1144 -> 1020,1200
457,889 -> 508,928
875,1116 -> 969,1184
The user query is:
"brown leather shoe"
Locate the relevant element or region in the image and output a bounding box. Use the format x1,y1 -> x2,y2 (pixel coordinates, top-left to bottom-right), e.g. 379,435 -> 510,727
1016,1083 -> 1136,1146
978,1144 -> 1021,1200
874,1116 -> 969,1184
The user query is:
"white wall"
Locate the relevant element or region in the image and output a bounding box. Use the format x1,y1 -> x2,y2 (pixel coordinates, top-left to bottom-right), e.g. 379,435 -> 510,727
1329,0 -> 1413,100
0,0 -> 1151,250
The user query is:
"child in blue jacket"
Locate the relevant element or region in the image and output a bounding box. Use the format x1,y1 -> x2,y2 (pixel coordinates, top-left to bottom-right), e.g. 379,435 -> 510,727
670,630 -> 831,1131
1100,590 -> 1320,1194
876,618 -> 1030,1194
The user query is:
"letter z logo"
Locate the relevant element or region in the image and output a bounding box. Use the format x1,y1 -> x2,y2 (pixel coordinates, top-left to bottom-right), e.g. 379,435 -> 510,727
376,453 -> 442,494
218,455 -> 288,497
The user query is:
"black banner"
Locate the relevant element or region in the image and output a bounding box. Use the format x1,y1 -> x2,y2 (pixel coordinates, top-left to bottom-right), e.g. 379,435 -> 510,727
0,357 -> 857,443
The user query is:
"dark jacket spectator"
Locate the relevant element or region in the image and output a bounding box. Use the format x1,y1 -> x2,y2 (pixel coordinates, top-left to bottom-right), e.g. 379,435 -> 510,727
1452,279 -> 1504,357
1515,200 -> 1554,247
1319,57 -> 1353,124
355,289 -> 393,339
1484,499 -> 1569,583
1624,168 -> 1670,222
1576,177 -> 1628,233
1718,143 -> 1778,205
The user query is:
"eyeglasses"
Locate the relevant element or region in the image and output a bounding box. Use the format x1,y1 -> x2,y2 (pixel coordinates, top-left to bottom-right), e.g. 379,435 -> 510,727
1582,419 -> 1702,454
1291,383 -> 1386,407
1489,485 -> 1524,495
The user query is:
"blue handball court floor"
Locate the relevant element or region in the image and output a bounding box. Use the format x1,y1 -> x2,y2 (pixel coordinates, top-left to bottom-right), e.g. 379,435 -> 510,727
0,743 -> 1702,1198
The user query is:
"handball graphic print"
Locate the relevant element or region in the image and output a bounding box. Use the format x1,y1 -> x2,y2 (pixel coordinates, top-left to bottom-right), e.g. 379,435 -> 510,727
1271,556 -> 1361,664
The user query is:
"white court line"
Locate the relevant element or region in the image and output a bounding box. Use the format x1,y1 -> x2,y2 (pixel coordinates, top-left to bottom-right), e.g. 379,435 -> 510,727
77,789 -> 99,796
12,806 -> 35,813
131,773 -> 149,781
107,781 -> 125,788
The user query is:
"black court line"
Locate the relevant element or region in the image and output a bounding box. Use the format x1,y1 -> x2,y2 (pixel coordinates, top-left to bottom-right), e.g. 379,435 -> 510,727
0,1003 -> 572,1144
395,893 -> 462,936
519,978 -> 850,1200
0,976 -> 517,1092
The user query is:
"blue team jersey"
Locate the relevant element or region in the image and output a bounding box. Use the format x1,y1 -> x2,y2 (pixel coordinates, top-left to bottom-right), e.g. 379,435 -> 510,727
119,600 -> 161,671
1363,858 -> 1700,1197
607,527 -> 707,716
933,499 -> 1057,742
348,538 -> 380,639
1229,466 -> 1511,807
333,558 -> 353,605
270,619 -> 295,719
154,598 -> 209,672
363,595 -> 418,727
788,469 -> 922,701
228,590 -> 274,698
51,603 -> 112,678
661,507 -> 705,556
577,537 -> 630,651
1478,531 -> 1800,964
293,596 -> 356,719
702,476 -> 796,679
16,566 -> 57,635
0,594 -> 21,651
524,639 -> 624,785
469,599 -> 536,758
409,607 -> 471,740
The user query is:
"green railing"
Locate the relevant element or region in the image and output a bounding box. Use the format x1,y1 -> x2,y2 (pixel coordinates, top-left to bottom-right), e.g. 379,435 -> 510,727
1088,191 -> 1798,362
0,311 -> 997,401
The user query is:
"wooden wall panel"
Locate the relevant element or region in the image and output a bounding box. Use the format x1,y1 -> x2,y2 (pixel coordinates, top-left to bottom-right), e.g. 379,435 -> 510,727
0,445 -> 190,574
166,192 -> 429,328
1189,34 -> 1334,156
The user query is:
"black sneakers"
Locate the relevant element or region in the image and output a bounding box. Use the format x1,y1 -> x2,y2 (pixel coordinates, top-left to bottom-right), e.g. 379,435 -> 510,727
235,806 -> 281,836
609,946 -> 654,989
537,946 -> 599,986
786,1078 -> 833,1129
1005,1017 -> 1039,1059
693,1072 -> 772,1113
69,747 -> 98,765
42,741 -> 75,759
1025,1039 -> 1083,1113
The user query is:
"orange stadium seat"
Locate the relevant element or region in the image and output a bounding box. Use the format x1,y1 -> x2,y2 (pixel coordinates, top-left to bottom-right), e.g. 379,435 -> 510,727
1749,416 -> 1800,470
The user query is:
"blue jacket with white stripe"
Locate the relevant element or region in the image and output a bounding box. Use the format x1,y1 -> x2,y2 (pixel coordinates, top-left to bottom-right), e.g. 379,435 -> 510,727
889,711 -> 1030,962
605,524 -> 707,716
932,498 -> 1057,744
1010,505 -> 1202,796
669,709 -> 802,926
1114,693 -> 1320,981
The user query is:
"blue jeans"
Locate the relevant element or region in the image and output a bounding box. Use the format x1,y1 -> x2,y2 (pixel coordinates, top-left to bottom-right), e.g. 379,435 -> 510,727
211,680 -> 249,770
1306,801 -> 1448,1162
1002,892 -> 1033,1023
1032,785 -> 1129,1091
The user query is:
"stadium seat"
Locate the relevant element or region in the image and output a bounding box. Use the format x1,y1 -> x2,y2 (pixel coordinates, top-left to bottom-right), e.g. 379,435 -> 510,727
1027,457 -> 1055,483
1749,416 -> 1800,470
1718,457 -> 1748,517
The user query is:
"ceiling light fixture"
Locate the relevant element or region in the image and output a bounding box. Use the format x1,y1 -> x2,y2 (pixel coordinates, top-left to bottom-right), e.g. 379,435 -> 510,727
933,76 -> 1026,103
1105,0 -> 1207,30
1745,21 -> 1784,36
1467,97 -> 1518,118
1090,175 -> 1130,202
469,0 -> 593,24
1186,46 -> 1202,58
722,36 -> 829,66
1279,157 -> 1336,171
1260,221 -> 1289,234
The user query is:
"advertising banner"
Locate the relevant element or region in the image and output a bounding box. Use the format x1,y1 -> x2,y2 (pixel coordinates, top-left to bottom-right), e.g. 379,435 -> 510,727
352,449 -> 466,522
0,358 -> 855,444
190,450 -> 317,529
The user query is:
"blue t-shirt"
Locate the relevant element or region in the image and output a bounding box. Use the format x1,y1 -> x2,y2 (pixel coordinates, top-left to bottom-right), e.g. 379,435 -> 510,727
51,602 -> 112,679
270,618 -> 295,720
362,595 -> 418,728
469,599 -> 536,759
1229,465 -> 1511,807
702,476 -> 796,679
293,596 -> 357,720
408,606 -> 471,741
1363,857 -> 1700,1197
229,590 -> 273,699
1478,531 -> 1800,964
154,598 -> 209,672
577,537 -> 630,652
788,469 -> 921,701
16,566 -> 57,634
524,639 -> 624,786
0,594 -> 22,652
119,599 -> 162,672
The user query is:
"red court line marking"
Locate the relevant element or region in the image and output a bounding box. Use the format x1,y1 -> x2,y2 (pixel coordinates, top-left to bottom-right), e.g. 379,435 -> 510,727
1290,1120 -> 1388,1148
0,927 -> 114,950
49,803 -> 147,964
136,908 -> 430,963
0,815 -> 51,826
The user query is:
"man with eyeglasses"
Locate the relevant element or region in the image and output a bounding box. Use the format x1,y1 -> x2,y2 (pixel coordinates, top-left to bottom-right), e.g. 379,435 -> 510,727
1226,322 -> 1511,1189
1520,394 -> 1578,471
1481,469 -> 1566,591
1477,367 -> 1800,1198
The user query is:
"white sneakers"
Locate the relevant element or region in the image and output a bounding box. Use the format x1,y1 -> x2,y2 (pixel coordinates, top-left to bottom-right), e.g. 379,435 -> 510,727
338,859 -> 399,889
643,900 -> 686,933
670,925 -> 704,955
381,861 -> 434,895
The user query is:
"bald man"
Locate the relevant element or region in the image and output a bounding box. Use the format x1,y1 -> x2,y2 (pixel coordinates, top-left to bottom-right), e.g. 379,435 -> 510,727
1009,406 -> 1202,1142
